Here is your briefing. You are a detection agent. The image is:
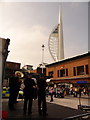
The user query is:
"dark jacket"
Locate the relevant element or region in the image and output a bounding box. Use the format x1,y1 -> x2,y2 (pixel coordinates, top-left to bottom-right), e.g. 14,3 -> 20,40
23,78 -> 36,98
37,78 -> 47,96
9,76 -> 20,92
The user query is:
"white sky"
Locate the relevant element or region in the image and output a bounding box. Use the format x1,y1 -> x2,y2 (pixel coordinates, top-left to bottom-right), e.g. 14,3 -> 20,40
0,2 -> 88,69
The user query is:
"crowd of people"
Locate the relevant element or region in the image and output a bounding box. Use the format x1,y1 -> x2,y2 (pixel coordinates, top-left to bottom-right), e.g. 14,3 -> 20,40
69,86 -> 90,97
8,71 -> 90,116
46,86 -> 90,100
8,72 -> 48,116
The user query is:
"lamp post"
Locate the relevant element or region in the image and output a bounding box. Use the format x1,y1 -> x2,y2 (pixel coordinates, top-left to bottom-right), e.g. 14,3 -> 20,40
42,44 -> 45,73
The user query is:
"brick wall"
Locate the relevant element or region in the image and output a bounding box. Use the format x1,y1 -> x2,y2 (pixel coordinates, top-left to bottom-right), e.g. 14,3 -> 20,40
46,54 -> 90,83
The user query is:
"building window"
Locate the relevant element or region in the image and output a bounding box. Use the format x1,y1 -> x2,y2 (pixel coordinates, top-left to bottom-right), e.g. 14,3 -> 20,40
48,71 -> 53,77
85,65 -> 89,74
66,69 -> 68,76
77,66 -> 84,75
57,70 -> 60,77
73,67 -> 76,76
60,69 -> 65,77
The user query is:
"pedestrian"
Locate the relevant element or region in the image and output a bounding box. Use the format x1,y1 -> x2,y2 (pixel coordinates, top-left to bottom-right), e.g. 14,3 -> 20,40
23,73 -> 36,115
74,87 -> 78,97
37,75 -> 48,116
49,87 -> 54,102
53,86 -> 57,98
78,87 -> 82,97
14,72 -> 22,103
8,72 -> 21,110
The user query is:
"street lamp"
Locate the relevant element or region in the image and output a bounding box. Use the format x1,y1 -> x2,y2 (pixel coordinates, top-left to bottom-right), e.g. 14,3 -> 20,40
42,44 -> 45,73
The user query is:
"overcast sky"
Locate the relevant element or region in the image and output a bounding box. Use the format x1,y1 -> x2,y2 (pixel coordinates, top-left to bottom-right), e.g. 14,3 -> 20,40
0,2 -> 88,69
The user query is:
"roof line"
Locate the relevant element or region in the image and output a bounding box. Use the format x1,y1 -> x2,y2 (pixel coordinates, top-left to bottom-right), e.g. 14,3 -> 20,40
46,52 -> 90,67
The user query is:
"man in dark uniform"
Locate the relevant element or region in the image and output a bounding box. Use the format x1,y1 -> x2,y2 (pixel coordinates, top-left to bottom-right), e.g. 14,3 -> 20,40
8,72 -> 21,110
37,75 -> 48,116
23,73 -> 36,115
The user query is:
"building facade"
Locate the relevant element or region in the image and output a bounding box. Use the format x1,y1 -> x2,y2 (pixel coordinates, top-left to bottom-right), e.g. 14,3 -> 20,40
0,38 -> 10,82
5,61 -> 21,79
3,61 -> 21,87
46,52 -> 90,86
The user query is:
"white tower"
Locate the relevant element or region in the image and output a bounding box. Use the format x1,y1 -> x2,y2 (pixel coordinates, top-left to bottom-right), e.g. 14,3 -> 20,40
48,7 -> 64,61
58,8 -> 64,60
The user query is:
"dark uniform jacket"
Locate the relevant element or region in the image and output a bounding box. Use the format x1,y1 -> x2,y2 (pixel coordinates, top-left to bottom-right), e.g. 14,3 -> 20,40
37,78 -> 47,96
23,78 -> 36,98
9,76 -> 20,93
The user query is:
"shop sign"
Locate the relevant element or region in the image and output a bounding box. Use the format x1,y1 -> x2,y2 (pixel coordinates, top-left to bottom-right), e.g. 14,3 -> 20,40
76,81 -> 87,84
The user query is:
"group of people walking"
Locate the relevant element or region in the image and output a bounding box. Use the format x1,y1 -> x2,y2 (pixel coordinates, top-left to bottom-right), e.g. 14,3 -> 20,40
8,72 -> 48,116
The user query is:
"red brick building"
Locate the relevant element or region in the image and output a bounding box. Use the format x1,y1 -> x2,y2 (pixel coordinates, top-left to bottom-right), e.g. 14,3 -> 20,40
46,52 -> 90,86
5,61 -> 21,79
2,61 -> 21,87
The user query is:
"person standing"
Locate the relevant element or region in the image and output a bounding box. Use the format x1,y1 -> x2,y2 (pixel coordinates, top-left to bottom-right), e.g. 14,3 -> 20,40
49,87 -> 54,102
37,75 -> 48,116
14,72 -> 22,103
78,87 -> 82,97
23,73 -> 36,115
8,72 -> 21,110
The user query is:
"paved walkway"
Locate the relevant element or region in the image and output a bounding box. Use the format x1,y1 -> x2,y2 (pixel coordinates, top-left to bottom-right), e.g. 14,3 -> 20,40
49,96 -> 89,109
2,98 -> 89,120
